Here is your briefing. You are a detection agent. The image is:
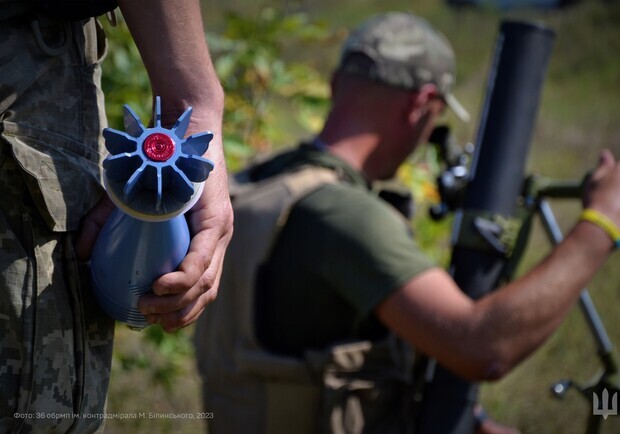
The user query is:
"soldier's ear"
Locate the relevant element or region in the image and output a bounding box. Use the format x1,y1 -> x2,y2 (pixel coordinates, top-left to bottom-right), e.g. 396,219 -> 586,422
407,84 -> 439,124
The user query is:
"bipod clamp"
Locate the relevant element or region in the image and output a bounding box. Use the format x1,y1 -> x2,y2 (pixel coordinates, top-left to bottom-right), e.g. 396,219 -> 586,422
453,209 -> 524,258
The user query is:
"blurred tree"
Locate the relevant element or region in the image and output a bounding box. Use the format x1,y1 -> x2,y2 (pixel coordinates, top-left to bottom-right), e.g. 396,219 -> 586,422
208,7 -> 332,169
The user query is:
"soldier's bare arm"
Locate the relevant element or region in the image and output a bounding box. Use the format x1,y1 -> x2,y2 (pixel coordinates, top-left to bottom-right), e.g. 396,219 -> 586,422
376,150 -> 620,381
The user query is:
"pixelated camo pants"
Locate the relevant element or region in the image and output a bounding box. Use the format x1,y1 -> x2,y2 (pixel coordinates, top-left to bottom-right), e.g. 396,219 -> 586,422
0,14 -> 114,434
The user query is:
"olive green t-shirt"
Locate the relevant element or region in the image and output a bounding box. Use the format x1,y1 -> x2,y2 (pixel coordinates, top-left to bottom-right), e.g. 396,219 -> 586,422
253,145 -> 435,356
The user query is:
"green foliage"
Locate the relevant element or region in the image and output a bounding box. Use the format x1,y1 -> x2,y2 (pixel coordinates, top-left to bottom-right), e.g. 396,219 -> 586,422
113,325 -> 194,392
207,8 -> 332,169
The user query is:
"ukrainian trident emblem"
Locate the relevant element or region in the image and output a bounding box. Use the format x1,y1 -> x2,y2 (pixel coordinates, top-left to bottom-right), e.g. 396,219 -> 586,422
592,388 -> 618,420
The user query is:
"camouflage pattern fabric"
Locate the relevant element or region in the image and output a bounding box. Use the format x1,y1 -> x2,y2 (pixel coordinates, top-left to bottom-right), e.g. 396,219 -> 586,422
0,12 -> 107,232
0,15 -> 114,434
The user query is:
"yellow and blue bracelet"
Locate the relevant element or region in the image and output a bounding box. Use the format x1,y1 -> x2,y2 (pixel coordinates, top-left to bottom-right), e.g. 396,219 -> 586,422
580,208 -> 620,250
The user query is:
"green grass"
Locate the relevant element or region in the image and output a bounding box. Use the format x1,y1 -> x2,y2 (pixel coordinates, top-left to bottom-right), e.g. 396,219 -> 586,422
104,0 -> 620,432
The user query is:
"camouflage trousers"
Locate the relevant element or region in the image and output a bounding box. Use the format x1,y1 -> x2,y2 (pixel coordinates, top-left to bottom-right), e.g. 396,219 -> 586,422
0,14 -> 114,434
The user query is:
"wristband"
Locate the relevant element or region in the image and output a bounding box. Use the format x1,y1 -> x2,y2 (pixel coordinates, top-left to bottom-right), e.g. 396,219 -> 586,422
579,208 -> 620,249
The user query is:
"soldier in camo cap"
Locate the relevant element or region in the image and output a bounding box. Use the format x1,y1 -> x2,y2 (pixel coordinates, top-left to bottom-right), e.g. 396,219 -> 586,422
338,11 -> 470,122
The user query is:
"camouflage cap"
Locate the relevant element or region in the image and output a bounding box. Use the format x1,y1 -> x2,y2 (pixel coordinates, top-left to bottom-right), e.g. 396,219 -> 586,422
338,12 -> 470,122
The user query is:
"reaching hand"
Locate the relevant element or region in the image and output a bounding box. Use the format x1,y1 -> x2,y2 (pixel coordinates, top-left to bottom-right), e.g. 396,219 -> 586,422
583,149 -> 620,227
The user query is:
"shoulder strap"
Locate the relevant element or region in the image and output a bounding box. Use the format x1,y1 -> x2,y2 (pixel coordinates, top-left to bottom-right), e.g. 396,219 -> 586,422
270,165 -> 340,254
231,164 -> 340,265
